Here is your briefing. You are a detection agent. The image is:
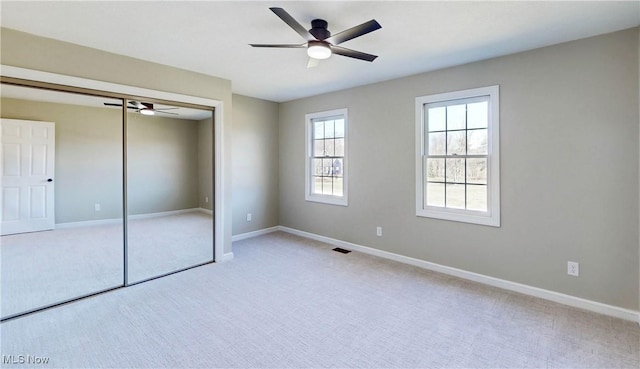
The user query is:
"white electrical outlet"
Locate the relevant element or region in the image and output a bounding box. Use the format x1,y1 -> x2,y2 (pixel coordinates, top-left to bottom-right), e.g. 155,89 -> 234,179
567,261 -> 579,276
246,213 -> 252,222
376,226 -> 382,237
205,196 -> 209,203
94,203 -> 101,212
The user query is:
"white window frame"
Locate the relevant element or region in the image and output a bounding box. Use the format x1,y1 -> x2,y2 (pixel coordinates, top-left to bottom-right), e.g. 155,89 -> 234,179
305,108 -> 348,206
415,85 -> 500,227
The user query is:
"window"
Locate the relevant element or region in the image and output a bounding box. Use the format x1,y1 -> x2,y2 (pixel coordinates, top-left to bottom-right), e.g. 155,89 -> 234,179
305,109 -> 348,206
415,86 -> 500,226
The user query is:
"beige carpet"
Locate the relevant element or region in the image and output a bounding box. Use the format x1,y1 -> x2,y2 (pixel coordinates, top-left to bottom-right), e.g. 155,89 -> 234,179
1,211 -> 213,319
1,231 -> 638,368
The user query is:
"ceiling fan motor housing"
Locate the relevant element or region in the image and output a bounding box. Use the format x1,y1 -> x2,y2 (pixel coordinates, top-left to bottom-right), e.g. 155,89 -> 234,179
310,19 -> 330,40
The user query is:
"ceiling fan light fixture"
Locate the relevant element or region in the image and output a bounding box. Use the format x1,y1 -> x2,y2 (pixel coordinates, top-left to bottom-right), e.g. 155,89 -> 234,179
140,108 -> 155,116
307,41 -> 331,60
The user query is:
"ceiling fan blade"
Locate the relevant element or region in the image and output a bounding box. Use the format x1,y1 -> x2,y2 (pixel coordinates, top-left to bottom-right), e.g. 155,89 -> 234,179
128,101 -> 144,109
307,57 -> 320,68
269,7 -> 314,41
331,46 -> 378,62
155,110 -> 178,115
325,19 -> 381,45
103,102 -> 138,109
250,43 -> 306,48
153,107 -> 179,111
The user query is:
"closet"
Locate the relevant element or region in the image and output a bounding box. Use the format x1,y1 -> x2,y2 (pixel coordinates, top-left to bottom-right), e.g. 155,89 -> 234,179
1,81 -> 215,320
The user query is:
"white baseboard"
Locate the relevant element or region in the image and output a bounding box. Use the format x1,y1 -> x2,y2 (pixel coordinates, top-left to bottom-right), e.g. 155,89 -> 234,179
56,208 -> 208,229
56,218 -> 121,229
236,225 -> 639,324
129,208 -> 203,220
218,252 -> 234,262
199,208 -> 213,215
232,226 -> 280,242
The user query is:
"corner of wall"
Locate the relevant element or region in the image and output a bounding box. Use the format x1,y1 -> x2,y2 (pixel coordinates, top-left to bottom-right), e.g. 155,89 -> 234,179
230,94 -> 280,236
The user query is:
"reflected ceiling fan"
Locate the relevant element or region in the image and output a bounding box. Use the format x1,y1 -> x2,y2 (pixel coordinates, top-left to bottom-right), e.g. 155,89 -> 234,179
250,7 -> 381,67
103,101 -> 178,116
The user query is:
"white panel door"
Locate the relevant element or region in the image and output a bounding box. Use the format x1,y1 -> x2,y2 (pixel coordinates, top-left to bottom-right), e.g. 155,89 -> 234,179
1,119 -> 55,235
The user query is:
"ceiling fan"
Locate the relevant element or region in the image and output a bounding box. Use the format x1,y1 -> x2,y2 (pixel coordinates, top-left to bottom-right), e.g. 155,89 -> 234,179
103,101 -> 178,116
250,7 -> 381,67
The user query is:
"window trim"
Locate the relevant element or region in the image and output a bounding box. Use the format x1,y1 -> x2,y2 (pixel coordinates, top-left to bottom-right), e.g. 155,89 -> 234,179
415,85 -> 500,227
305,108 -> 348,206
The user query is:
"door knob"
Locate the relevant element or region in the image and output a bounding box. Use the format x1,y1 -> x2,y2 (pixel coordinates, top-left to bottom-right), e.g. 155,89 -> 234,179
47,178 -> 53,182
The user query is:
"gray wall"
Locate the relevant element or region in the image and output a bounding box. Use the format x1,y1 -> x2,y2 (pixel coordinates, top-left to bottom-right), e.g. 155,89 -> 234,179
1,97 -> 205,222
1,27 -> 233,254
127,113 -> 200,215
279,28 -> 639,310
232,94 -> 279,235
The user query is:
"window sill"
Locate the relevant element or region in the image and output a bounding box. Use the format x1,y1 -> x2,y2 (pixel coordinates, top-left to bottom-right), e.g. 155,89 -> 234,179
305,194 -> 348,207
416,208 -> 500,227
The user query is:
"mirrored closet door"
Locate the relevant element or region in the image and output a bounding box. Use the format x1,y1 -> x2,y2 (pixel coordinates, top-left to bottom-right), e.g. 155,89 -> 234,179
1,85 -> 124,319
125,101 -> 214,284
1,81 -> 215,320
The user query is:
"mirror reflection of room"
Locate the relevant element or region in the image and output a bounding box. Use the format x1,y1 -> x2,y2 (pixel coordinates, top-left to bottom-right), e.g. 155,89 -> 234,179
125,101 -> 214,284
0,85 -> 124,319
1,86 -> 215,319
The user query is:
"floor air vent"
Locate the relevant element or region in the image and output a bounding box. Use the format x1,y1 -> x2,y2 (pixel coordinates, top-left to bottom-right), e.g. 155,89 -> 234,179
332,247 -> 352,254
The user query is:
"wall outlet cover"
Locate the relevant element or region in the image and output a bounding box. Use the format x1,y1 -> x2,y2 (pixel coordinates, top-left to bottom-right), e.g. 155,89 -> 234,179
567,261 -> 579,276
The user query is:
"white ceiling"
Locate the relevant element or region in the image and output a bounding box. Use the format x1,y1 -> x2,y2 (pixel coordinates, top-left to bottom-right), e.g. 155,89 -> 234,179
1,1 -> 639,103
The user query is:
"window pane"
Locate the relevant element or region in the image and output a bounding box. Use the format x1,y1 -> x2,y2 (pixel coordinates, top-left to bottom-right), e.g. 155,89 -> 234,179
447,104 -> 466,130
324,120 -> 335,138
313,139 -> 325,157
426,182 -> 445,207
314,121 -> 324,139
446,183 -> 465,209
322,177 -> 333,195
447,131 -> 466,156
313,159 -> 323,176
335,138 -> 345,157
446,158 -> 465,184
467,129 -> 487,155
333,177 -> 343,197
467,101 -> 488,129
428,132 -> 446,155
428,107 -> 446,131
322,158 -> 333,176
331,158 -> 343,177
324,139 -> 335,157
427,158 -> 445,182
467,158 -> 487,184
334,119 -> 345,138
467,184 -> 487,211
312,176 -> 323,194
